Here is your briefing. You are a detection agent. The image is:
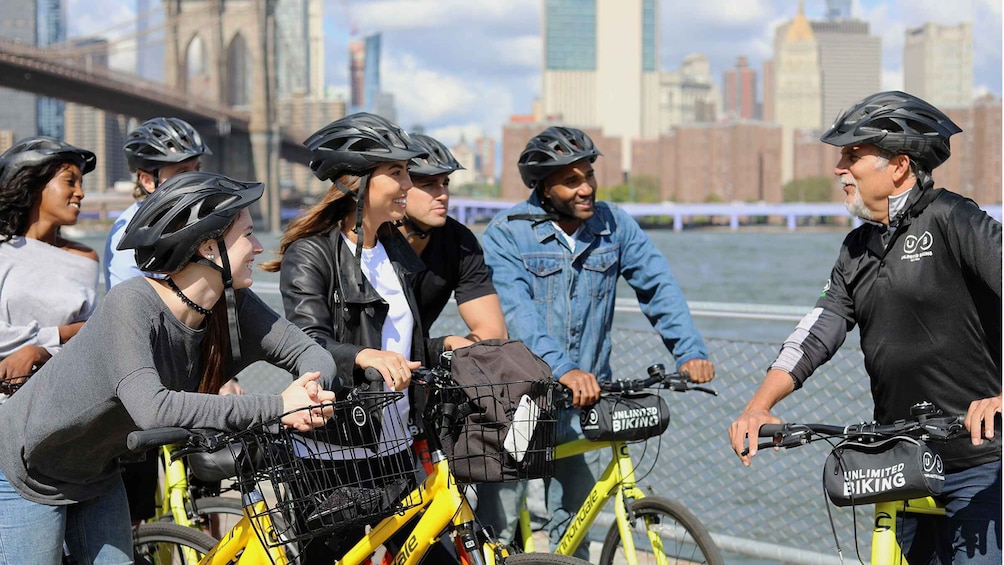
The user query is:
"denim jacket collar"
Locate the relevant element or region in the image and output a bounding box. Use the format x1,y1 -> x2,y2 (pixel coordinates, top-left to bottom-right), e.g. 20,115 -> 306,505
524,192 -> 612,253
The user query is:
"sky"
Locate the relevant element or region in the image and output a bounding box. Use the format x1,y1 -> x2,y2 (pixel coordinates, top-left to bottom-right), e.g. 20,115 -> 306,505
67,0 -> 1002,149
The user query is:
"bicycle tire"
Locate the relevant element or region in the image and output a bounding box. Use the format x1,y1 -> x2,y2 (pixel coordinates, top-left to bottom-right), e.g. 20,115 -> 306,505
597,496 -> 724,565
502,553 -> 593,565
133,521 -> 217,565
189,495 -> 243,537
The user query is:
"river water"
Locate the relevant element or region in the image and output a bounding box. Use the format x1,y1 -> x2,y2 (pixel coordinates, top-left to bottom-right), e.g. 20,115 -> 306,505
80,226 -> 849,343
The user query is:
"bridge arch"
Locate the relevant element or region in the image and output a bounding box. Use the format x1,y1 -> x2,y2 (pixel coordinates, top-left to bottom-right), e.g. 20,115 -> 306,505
226,32 -> 251,108
184,33 -> 212,99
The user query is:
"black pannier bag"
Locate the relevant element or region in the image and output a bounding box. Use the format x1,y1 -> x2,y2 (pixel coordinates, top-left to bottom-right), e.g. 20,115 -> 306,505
580,392 -> 670,442
822,436 -> 946,507
440,339 -> 557,484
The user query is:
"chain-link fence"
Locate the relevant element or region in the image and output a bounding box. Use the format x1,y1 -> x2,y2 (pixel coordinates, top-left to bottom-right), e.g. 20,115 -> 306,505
234,314 -> 879,564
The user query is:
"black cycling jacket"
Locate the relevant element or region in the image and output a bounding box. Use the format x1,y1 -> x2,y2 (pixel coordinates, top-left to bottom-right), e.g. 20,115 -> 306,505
777,186 -> 1002,471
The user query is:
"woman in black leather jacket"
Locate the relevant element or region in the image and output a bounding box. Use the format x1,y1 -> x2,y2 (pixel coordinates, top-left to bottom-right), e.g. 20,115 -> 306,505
262,112 -> 470,564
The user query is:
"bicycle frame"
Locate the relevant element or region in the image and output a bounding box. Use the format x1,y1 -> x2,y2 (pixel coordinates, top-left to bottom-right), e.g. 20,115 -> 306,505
519,438 -> 655,564
191,450 -> 505,565
155,444 -> 195,527
871,497 -> 945,564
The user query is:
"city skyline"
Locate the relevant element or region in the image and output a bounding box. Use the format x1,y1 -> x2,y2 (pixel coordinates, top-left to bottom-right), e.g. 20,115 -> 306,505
61,0 -> 1003,150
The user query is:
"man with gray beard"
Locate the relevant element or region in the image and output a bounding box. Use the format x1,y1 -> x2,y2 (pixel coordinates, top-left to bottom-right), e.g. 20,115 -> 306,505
729,91 -> 1001,564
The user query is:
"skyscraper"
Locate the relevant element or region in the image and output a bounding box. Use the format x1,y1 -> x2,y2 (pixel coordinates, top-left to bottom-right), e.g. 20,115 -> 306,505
773,1 -> 822,183
275,0 -> 324,98
541,0 -> 659,144
349,38 -> 365,110
723,56 -> 758,120
811,18 -> 881,127
904,22 -> 973,108
362,33 -> 381,113
36,0 -> 65,139
135,0 -> 165,81
0,0 -> 66,139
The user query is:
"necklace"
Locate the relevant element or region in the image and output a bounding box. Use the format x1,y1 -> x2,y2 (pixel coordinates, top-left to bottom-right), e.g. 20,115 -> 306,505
165,277 -> 212,316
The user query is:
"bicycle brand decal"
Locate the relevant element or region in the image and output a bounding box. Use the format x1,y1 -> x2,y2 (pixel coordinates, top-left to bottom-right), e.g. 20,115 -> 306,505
900,230 -> 934,262
560,489 -> 600,551
351,405 -> 367,426
840,464 -> 908,497
393,534 -> 420,565
923,451 -> 944,474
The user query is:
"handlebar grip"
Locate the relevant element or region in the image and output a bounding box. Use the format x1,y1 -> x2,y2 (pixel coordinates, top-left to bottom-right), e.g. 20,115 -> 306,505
758,424 -> 785,438
363,367 -> 384,383
127,428 -> 191,452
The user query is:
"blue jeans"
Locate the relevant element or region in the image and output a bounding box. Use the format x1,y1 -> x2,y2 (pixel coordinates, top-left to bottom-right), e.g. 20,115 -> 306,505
898,459 -> 1002,564
0,469 -> 132,565
477,407 -> 598,561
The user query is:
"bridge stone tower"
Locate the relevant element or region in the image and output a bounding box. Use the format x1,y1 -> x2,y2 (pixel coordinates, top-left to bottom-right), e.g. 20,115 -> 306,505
163,0 -> 281,231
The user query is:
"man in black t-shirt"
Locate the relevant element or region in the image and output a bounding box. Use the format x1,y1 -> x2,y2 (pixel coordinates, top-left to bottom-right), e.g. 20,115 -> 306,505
399,133 -> 507,341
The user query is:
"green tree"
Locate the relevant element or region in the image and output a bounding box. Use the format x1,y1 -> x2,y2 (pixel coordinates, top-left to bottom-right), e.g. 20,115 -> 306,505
783,176 -> 834,202
597,174 -> 661,203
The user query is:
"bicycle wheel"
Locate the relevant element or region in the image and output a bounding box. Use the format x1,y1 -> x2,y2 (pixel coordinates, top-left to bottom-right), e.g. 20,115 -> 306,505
133,521 -> 217,565
598,496 -> 724,565
503,553 -> 593,565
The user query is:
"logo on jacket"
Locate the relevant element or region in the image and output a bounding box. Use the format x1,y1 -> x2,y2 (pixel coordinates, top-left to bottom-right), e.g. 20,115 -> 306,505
901,231 -> 934,262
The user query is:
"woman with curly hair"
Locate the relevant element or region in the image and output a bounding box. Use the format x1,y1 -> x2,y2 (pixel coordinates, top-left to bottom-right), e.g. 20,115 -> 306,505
0,136 -> 100,385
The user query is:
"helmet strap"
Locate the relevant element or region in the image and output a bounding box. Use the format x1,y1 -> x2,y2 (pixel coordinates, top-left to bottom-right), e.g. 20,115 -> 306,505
352,173 -> 371,291
193,237 -> 243,364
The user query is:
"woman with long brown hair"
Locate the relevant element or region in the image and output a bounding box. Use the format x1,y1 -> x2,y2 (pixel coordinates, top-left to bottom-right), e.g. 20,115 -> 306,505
263,112 -> 471,563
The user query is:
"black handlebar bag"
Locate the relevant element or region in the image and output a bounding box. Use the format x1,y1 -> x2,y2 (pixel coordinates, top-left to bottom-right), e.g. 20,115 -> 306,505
580,392 -> 670,442
822,436 -> 946,507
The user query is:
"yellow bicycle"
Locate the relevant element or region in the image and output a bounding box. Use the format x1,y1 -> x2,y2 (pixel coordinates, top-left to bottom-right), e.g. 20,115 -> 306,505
516,365 -> 724,565
127,367 -> 591,565
753,404 -> 969,564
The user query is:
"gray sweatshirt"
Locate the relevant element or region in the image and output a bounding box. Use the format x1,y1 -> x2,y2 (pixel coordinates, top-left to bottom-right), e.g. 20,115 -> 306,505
0,277 -> 337,505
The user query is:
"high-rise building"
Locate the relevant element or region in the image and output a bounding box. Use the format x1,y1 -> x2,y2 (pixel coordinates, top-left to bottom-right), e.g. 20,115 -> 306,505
63,38 -> 130,192
904,22 -> 973,108
36,0 -> 64,139
541,0 -> 659,148
0,0 -> 67,139
275,0 -> 324,98
656,54 -> 717,131
362,33 -> 381,113
723,56 -> 758,120
450,136 -> 477,187
0,0 -> 38,139
349,38 -> 365,110
773,0 -> 822,183
278,92 -> 346,195
811,18 -> 881,127
135,0 -> 165,81
474,136 -> 496,183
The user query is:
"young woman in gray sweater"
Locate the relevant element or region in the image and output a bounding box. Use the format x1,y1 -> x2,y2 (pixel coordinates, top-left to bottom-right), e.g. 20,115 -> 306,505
0,171 -> 341,565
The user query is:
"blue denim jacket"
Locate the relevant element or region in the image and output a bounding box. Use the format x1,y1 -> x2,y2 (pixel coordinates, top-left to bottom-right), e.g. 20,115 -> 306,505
482,193 -> 708,381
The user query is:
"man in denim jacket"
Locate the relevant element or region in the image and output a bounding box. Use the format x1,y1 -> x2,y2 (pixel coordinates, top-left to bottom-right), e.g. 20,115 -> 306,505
480,126 -> 715,558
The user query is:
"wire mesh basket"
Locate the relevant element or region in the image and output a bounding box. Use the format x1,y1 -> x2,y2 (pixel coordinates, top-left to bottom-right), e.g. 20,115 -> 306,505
435,378 -> 558,484
228,390 -> 422,548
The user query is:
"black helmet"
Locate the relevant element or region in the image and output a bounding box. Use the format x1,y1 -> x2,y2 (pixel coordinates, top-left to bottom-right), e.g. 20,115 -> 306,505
305,112 -> 427,182
820,90 -> 961,171
0,136 -> 96,187
118,171 -> 263,274
408,133 -> 465,177
518,126 -> 601,189
123,117 -> 212,173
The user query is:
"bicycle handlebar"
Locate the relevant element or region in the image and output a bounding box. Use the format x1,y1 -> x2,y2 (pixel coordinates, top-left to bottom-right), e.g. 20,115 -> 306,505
755,405 -> 966,452
597,363 -> 718,396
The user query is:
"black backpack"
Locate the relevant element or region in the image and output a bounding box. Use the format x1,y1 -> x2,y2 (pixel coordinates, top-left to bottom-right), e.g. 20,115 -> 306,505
437,339 -> 557,483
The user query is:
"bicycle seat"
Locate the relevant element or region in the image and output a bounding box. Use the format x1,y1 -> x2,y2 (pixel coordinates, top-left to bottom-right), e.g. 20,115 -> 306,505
187,442 -> 253,482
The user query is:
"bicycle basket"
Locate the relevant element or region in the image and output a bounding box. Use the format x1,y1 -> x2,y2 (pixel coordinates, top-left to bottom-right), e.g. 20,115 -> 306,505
580,392 -> 670,442
822,435 -> 946,507
436,376 -> 558,484
228,390 -> 423,548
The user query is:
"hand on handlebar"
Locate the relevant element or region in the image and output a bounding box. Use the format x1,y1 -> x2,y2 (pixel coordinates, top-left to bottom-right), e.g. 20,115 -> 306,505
355,349 -> 420,392
558,369 -> 601,408
680,358 -> 715,383
966,395 -> 1002,446
728,407 -> 781,467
